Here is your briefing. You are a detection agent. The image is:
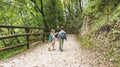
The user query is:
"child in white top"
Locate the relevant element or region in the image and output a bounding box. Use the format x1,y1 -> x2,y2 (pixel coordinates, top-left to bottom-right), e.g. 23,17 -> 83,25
49,29 -> 58,51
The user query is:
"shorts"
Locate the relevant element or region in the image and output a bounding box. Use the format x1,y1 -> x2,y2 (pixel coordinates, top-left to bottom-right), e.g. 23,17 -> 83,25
51,41 -> 55,46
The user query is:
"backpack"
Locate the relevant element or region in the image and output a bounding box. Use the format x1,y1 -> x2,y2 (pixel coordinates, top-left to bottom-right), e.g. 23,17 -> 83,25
49,34 -> 53,42
59,32 -> 66,39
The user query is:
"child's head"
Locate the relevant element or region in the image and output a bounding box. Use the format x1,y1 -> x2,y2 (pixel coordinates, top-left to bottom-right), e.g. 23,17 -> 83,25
61,26 -> 64,30
51,29 -> 55,33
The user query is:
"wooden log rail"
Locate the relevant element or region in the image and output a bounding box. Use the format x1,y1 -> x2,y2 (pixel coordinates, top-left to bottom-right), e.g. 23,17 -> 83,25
0,25 -> 49,51
0,25 -> 45,29
0,33 -> 43,40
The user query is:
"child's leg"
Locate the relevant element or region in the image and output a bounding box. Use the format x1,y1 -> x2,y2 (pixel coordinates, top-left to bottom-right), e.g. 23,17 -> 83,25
48,42 -> 52,51
51,42 -> 53,47
59,39 -> 64,51
51,41 -> 55,50
53,41 -> 55,50
59,39 -> 61,50
61,40 -> 64,51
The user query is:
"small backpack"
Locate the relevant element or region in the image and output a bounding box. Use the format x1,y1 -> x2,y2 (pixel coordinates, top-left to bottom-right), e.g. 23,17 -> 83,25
59,32 -> 66,39
49,34 -> 53,42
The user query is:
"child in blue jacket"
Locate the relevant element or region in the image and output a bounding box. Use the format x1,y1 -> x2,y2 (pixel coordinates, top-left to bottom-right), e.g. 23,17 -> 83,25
58,26 -> 67,51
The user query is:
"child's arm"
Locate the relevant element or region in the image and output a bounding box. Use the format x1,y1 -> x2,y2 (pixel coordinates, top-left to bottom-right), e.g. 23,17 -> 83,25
55,32 -> 58,35
65,32 -> 67,41
57,32 -> 60,39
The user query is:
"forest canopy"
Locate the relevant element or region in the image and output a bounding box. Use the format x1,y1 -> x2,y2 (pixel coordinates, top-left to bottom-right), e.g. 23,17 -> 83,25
0,0 -> 82,30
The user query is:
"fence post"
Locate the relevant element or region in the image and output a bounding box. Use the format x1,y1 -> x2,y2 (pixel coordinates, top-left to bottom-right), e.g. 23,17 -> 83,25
25,28 -> 30,49
43,33 -> 45,42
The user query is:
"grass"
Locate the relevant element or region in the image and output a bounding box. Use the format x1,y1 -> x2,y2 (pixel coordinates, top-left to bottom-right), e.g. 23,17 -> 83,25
78,35 -> 94,49
0,45 -> 27,60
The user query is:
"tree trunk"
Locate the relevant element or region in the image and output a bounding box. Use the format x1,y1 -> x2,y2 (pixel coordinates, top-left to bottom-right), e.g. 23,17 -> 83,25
79,0 -> 82,12
31,0 -> 48,31
40,0 -> 48,31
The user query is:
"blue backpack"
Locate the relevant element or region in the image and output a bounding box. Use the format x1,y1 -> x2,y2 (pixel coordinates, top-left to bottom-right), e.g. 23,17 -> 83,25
49,34 -> 53,42
59,32 -> 66,39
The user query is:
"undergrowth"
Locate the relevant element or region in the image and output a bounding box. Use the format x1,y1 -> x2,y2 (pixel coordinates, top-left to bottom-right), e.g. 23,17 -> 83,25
79,0 -> 120,66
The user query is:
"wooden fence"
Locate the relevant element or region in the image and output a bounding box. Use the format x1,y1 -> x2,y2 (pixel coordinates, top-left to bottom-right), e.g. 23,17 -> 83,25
0,25 -> 49,51
0,25 -> 77,51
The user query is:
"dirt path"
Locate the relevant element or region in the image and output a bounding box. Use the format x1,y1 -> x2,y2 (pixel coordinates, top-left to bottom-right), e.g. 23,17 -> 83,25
0,34 -> 109,67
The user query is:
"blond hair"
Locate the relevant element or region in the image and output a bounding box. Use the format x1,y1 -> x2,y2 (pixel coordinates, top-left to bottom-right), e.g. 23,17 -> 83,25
51,29 -> 55,33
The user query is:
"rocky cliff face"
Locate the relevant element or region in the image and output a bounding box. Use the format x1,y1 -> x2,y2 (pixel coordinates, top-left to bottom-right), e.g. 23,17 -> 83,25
80,16 -> 90,38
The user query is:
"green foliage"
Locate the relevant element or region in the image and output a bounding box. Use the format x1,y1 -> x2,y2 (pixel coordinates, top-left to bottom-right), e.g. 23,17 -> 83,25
110,4 -> 120,24
112,30 -> 120,34
78,35 -> 93,49
83,0 -> 100,15
63,0 -> 83,30
80,0 -> 120,66
0,46 -> 27,60
0,41 -> 4,48
44,0 -> 64,28
0,0 -> 43,27
105,41 -> 120,67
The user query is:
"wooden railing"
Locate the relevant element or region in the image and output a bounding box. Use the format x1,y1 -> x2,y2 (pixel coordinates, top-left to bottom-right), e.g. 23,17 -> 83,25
0,25 -> 49,51
0,25 -> 77,51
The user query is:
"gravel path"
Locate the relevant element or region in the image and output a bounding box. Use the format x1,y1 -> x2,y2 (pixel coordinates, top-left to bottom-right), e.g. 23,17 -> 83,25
0,34 -> 109,67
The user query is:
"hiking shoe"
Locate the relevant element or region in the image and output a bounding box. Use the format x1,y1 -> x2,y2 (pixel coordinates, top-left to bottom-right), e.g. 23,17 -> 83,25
48,47 -> 50,51
60,50 -> 63,52
53,49 -> 56,51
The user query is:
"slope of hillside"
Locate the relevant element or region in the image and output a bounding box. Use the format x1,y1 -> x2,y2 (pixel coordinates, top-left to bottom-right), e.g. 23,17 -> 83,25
79,0 -> 120,66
